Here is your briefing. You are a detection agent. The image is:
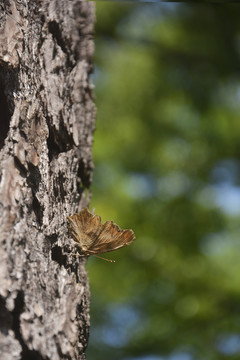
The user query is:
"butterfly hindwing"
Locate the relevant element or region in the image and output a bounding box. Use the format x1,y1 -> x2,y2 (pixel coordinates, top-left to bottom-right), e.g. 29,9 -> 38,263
67,208 -> 102,250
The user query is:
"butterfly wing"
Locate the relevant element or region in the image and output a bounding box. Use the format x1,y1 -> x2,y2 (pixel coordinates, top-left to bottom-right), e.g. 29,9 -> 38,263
87,220 -> 135,254
67,207 -> 103,252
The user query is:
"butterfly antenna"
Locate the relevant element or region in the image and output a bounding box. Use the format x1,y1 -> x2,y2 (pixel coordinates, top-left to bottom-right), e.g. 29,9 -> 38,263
93,255 -> 115,263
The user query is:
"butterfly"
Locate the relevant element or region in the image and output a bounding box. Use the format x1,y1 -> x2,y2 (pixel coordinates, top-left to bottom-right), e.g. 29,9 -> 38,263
67,207 -> 135,262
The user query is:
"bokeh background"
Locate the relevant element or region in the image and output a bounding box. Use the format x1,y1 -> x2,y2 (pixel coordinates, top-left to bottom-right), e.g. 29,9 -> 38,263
86,3 -> 240,360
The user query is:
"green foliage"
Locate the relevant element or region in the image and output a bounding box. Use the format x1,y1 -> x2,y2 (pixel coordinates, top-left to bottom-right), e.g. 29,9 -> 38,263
87,3 -> 240,360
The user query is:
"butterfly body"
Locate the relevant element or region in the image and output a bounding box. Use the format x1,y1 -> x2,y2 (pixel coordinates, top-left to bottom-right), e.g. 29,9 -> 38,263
67,207 -> 135,257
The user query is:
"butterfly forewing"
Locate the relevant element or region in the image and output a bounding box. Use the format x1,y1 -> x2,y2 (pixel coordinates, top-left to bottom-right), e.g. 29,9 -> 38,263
67,207 -> 135,256
88,221 -> 135,254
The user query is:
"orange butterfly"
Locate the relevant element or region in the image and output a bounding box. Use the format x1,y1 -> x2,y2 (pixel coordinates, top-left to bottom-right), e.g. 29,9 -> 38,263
67,207 -> 135,262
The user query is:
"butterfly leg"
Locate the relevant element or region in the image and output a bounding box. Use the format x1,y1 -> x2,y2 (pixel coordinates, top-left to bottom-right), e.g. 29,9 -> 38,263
71,252 -> 84,257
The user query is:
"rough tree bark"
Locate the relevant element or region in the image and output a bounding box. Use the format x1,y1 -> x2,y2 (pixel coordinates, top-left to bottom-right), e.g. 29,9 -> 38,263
0,1 -> 95,359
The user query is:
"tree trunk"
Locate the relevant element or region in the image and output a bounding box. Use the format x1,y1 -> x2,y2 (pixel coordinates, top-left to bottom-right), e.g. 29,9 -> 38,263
0,1 -> 95,359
